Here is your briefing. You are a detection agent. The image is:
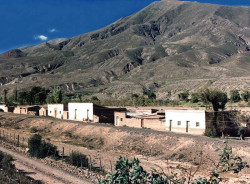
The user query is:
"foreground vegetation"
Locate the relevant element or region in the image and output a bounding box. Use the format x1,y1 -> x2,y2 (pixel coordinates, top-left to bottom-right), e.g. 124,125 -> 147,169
98,143 -> 248,184
0,151 -> 40,184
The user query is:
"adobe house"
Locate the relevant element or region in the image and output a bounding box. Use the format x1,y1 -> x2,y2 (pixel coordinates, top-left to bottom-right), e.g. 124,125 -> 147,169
13,106 -> 40,116
114,109 -> 165,131
39,106 -> 48,116
0,104 -> 14,112
48,104 -> 68,119
68,103 -> 126,123
165,110 -> 206,135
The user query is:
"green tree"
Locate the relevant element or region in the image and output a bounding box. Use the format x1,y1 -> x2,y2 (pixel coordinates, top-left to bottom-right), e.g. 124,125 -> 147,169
241,90 -> 249,102
199,88 -> 228,133
146,91 -> 156,100
190,93 -> 199,103
178,92 -> 189,102
230,90 -> 241,103
53,87 -> 63,103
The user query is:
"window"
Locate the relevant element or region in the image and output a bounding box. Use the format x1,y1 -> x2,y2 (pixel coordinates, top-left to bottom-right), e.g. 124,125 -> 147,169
59,111 -> 61,114
177,121 -> 181,126
50,111 -> 52,113
196,122 -> 200,127
120,118 -> 123,121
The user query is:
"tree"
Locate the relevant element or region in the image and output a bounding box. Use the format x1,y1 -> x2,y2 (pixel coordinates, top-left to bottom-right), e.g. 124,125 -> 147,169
230,90 -> 241,103
3,89 -> 8,104
199,88 -> 228,133
190,93 -> 199,103
53,87 -> 62,103
241,90 -> 249,102
146,91 -> 156,100
178,92 -> 189,102
199,88 -> 228,112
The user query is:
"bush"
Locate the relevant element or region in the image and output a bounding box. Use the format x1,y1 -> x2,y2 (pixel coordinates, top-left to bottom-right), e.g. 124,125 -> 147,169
190,93 -> 199,103
241,90 -> 249,102
230,90 -> 241,103
28,134 -> 59,159
178,92 -> 189,102
30,127 -> 38,133
204,128 -> 217,138
66,151 -> 88,168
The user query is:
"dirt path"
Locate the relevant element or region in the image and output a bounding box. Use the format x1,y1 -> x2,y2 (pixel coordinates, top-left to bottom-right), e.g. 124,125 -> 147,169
0,146 -> 93,184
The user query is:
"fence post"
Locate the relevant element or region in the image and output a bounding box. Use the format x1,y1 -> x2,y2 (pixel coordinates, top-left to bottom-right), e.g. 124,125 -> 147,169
110,160 -> 113,172
62,147 -> 64,160
99,158 -> 102,172
17,135 -> 19,146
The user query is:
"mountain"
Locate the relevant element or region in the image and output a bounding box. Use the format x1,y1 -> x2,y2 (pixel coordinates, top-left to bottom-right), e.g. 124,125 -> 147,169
0,0 -> 250,99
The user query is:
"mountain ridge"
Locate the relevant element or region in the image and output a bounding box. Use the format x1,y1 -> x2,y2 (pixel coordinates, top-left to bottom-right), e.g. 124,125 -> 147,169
0,0 -> 249,99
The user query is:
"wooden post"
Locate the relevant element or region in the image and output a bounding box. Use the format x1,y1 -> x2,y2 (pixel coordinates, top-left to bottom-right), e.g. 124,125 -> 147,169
99,158 -> 102,172
89,155 -> 92,172
62,147 -> 64,160
110,160 -> 113,172
17,135 -> 20,146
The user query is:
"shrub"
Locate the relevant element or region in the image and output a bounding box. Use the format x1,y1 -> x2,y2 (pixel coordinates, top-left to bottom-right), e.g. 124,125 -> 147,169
230,90 -> 241,103
204,128 -> 217,138
30,127 -> 38,133
241,90 -> 249,102
28,134 -> 59,159
190,93 -> 199,103
178,92 -> 189,102
66,151 -> 88,168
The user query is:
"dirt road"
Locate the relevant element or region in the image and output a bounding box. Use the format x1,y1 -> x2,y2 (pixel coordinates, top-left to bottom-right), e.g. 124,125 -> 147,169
0,146 -> 92,184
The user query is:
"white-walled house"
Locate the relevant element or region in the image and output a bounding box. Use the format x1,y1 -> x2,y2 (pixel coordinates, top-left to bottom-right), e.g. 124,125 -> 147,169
68,103 -> 126,123
48,104 -> 67,119
165,110 -> 206,135
68,103 -> 95,121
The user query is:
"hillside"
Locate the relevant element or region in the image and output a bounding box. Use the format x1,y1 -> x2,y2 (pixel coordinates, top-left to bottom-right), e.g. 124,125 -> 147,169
0,0 -> 250,99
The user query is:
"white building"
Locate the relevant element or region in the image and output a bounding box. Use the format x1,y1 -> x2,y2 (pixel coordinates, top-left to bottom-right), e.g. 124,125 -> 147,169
48,104 -> 65,119
68,103 -> 95,121
165,110 -> 206,135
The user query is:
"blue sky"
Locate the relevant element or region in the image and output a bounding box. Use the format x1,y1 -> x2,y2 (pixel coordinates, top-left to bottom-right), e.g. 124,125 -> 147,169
0,0 -> 249,53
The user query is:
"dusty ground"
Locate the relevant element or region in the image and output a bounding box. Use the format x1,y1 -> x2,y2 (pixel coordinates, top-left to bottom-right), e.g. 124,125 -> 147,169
0,112 -> 249,183
0,145 -> 92,184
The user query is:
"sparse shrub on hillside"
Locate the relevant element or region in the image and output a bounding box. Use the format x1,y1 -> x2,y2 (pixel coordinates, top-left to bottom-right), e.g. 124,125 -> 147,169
28,134 -> 59,159
178,92 -> 189,102
30,127 -> 38,133
230,90 -> 241,103
190,93 -> 200,103
241,90 -> 249,102
65,151 -> 88,168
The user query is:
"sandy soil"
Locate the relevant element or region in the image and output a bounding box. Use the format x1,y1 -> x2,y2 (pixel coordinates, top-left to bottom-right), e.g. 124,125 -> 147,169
0,146 -> 92,184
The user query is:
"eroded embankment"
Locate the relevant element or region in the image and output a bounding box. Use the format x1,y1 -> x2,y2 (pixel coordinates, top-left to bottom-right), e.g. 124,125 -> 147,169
0,112 -> 250,175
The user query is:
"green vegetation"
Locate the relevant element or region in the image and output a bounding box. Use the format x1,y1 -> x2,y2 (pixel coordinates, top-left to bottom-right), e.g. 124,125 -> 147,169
28,134 -> 59,159
241,90 -> 249,102
65,151 -> 88,168
98,144 -> 248,184
178,92 -> 189,102
0,151 -> 38,184
19,86 -> 48,105
230,90 -> 241,103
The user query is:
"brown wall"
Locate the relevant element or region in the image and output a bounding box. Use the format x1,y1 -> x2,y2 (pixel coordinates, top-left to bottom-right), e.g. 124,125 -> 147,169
39,108 -> 48,116
167,127 -> 205,135
143,119 -> 166,131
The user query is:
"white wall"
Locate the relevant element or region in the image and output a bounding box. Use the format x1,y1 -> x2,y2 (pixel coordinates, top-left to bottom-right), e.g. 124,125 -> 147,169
0,105 -> 5,112
68,103 -> 94,121
165,110 -> 206,133
48,104 -> 64,119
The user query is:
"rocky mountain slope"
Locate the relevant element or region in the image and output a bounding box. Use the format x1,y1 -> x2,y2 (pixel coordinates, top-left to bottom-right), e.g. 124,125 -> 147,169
0,0 -> 250,99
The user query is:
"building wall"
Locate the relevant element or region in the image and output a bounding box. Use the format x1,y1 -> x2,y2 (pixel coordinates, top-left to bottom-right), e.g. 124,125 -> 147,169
0,105 -> 5,112
68,103 -> 94,121
114,112 -> 142,128
165,110 -> 206,135
39,108 -> 48,116
63,111 -> 69,120
143,119 -> 166,131
48,104 -> 64,119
